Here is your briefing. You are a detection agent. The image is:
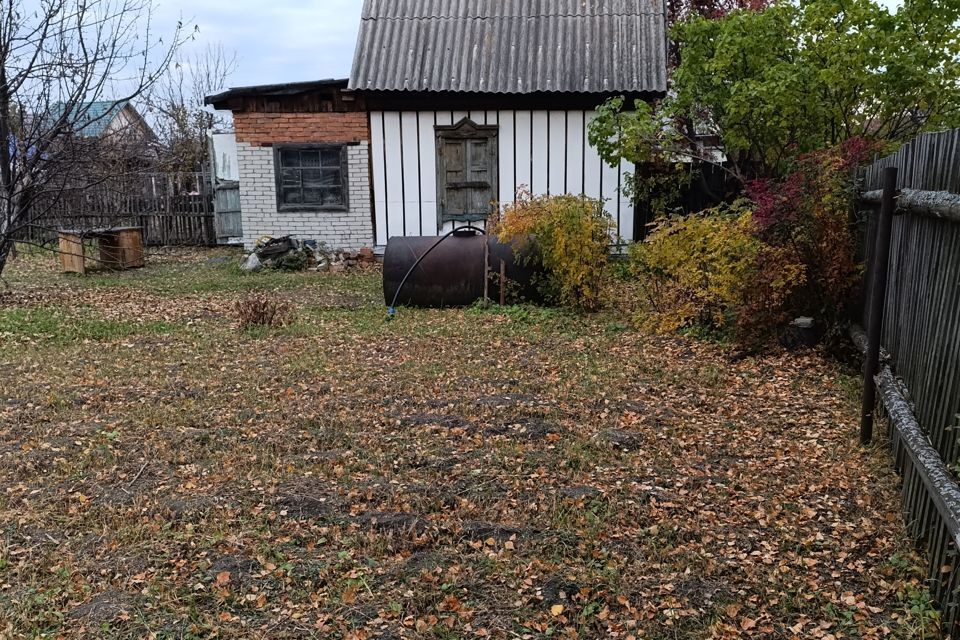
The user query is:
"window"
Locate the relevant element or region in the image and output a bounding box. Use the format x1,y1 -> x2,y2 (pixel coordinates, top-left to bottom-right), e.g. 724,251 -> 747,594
275,145 -> 347,210
435,119 -> 498,222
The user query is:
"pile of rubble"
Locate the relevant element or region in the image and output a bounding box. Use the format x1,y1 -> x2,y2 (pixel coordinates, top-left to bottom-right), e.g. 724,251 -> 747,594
241,236 -> 377,273
325,247 -> 377,273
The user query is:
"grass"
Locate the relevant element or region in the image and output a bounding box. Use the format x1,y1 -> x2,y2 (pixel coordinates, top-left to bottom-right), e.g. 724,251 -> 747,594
0,246 -> 938,639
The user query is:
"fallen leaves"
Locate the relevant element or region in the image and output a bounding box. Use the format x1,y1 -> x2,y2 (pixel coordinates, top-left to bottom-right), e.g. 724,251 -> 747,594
0,250 -> 938,638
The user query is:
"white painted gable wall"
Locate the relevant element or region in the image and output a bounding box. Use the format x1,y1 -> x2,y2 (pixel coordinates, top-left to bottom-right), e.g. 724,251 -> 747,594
370,109 -> 636,246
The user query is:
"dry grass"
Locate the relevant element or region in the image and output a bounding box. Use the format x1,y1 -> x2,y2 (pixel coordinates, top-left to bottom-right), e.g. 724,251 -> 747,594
0,248 -> 936,639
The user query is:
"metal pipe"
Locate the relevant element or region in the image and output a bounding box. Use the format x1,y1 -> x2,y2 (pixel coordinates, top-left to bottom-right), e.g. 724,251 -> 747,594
860,166 -> 897,445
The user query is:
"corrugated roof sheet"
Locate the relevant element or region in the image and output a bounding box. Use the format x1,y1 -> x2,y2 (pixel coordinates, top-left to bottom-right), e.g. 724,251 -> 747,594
349,0 -> 668,94
50,101 -> 129,137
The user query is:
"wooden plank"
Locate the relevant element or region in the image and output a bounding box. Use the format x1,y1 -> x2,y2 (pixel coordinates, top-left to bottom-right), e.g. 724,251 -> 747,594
58,233 -> 86,274
565,110 -> 585,196
417,111 -> 440,236
514,111 -> 533,195
497,110 -> 516,207
600,142 -> 621,228
400,111 -> 423,236
370,111 -> 389,245
548,111 -> 567,195
531,110 -> 549,195
582,110 -> 603,201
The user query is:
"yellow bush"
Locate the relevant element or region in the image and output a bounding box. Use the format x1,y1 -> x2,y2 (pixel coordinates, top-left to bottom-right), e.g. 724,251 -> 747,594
631,202 -> 806,341
494,192 -> 613,311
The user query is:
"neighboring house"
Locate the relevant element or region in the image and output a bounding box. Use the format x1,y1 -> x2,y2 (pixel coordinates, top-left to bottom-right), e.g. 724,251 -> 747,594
206,0 -> 669,251
51,100 -> 156,143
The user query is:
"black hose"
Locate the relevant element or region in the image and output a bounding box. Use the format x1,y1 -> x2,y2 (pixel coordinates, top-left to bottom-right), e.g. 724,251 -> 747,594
387,225 -> 485,318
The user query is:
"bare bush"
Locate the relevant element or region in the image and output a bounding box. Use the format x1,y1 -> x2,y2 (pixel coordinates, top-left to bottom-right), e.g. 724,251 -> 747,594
234,292 -> 291,330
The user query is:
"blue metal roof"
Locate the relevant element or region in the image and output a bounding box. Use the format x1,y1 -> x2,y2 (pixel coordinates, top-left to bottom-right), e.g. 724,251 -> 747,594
50,101 -> 129,137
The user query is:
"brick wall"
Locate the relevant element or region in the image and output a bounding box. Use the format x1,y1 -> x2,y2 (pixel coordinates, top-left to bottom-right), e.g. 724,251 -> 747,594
234,112 -> 368,147
236,140 -> 373,251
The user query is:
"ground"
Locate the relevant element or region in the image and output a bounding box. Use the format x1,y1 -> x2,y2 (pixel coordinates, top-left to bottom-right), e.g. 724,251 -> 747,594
0,248 -> 937,639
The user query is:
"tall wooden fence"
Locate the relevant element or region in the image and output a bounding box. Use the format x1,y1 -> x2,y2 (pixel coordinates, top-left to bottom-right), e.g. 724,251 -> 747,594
23,172 -> 217,247
859,129 -> 960,633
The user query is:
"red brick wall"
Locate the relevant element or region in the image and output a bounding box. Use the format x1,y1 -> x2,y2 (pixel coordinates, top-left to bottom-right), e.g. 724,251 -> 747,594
234,112 -> 369,146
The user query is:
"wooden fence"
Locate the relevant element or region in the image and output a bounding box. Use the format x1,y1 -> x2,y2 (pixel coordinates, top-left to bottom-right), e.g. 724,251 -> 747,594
858,129 -> 960,633
22,172 -> 217,247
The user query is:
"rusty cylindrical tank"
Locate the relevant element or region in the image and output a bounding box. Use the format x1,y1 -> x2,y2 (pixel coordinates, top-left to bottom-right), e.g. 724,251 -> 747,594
383,230 -> 540,308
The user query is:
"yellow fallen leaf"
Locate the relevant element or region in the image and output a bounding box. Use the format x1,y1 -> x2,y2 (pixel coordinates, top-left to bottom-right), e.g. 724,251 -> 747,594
550,604 -> 564,616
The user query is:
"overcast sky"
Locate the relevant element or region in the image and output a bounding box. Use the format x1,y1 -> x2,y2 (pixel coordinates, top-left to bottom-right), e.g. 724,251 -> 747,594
155,0 -> 366,88
155,0 -> 904,90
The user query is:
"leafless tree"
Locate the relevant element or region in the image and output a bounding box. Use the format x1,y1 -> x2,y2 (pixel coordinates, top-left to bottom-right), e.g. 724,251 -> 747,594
0,0 -> 190,275
147,42 -> 236,177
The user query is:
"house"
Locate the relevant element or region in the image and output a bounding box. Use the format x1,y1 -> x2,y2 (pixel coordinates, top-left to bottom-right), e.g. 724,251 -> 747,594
206,0 -> 669,251
51,100 -> 156,143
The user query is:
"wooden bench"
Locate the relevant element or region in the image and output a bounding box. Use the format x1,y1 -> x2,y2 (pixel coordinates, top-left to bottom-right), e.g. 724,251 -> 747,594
58,227 -> 145,275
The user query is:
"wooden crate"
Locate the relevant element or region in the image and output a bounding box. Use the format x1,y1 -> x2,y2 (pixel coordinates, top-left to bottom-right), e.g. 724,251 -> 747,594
58,232 -> 87,274
99,227 -> 145,269
58,227 -> 145,274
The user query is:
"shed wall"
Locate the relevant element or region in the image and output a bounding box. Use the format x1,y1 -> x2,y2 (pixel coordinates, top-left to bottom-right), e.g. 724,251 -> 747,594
236,140 -> 373,251
370,109 -> 635,246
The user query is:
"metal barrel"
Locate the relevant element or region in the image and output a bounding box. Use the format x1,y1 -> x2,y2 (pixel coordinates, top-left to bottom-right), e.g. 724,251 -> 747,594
382,233 -> 540,308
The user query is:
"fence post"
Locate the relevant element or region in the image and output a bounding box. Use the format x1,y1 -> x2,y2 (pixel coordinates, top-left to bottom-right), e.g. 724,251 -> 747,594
860,166 -> 898,445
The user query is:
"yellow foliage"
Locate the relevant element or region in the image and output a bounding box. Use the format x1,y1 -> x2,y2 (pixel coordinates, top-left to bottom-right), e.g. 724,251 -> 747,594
494,192 -> 614,311
631,202 -> 806,341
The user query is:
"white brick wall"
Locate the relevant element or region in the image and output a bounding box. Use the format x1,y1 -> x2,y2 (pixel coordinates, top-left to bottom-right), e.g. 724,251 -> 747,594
237,141 -> 374,251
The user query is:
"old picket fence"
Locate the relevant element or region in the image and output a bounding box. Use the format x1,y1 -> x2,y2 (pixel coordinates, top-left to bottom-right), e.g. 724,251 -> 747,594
859,128 -> 960,633
24,172 -> 217,247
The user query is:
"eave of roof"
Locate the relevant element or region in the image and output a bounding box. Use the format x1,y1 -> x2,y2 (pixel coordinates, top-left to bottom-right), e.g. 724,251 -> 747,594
205,79 -> 350,108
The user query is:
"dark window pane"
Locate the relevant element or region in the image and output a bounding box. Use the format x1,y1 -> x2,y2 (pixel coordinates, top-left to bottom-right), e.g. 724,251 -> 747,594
302,188 -> 324,204
301,169 -> 324,188
321,148 -> 342,167
281,187 -> 302,204
277,146 -> 346,207
300,150 -> 321,167
280,149 -> 299,167
321,168 -> 342,186
321,188 -> 344,205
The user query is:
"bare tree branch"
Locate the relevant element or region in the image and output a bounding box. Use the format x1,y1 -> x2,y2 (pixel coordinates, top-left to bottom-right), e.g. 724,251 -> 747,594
0,0 -> 190,275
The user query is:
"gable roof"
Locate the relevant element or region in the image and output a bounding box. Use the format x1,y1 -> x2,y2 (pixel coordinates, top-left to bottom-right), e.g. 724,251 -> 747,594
349,0 -> 669,95
49,101 -> 133,137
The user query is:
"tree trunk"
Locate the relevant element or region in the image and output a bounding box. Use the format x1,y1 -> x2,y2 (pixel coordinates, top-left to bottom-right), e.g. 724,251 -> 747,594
0,232 -> 14,277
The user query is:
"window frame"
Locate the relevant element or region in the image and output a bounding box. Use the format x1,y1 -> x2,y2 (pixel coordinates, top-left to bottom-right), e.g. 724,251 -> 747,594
435,118 -> 499,223
273,143 -> 349,212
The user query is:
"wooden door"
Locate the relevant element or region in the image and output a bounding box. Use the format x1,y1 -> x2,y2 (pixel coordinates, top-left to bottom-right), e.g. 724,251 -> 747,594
436,119 -> 499,223
214,180 -> 243,242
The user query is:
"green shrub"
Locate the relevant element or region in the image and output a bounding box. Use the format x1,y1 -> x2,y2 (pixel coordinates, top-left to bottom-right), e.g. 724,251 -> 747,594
494,192 -> 613,311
